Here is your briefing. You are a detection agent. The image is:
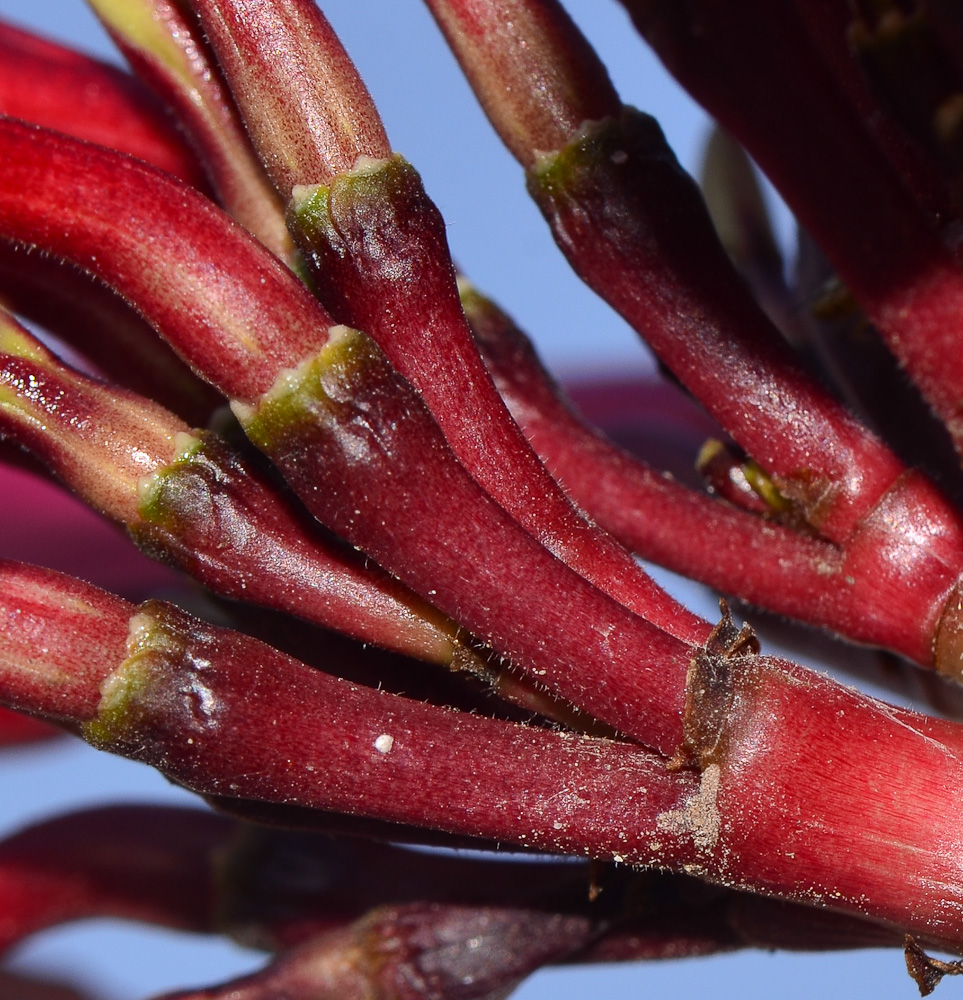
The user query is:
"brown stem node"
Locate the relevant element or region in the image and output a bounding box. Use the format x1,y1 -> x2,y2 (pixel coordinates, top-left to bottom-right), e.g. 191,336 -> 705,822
670,600 -> 759,772
933,581 -> 963,682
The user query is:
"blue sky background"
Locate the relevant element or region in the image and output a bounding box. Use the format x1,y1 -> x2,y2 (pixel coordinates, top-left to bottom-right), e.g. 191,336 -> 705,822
0,2 -> 930,997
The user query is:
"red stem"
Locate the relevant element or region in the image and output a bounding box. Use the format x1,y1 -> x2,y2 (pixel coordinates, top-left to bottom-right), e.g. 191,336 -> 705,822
425,0 -> 963,673
289,161 -> 706,643
133,433 -> 468,666
4,564 -> 963,948
0,118 -> 710,738
0,118 -> 331,403
0,562 -> 136,723
90,0 -> 293,260
190,0 -> 709,644
0,241 -> 223,425
525,108 -> 907,541
0,18 -> 208,191
426,0 -> 905,543
620,0 -> 963,460
0,314 -> 469,667
464,286 -> 963,666
236,329 -> 691,752
422,0 -> 620,167
0,562 -> 694,847
0,806 -> 228,952
0,10 -> 713,650
188,0 -> 391,195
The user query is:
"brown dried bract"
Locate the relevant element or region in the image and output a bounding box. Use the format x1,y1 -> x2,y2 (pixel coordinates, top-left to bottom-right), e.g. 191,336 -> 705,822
670,600 -> 759,772
904,935 -> 963,995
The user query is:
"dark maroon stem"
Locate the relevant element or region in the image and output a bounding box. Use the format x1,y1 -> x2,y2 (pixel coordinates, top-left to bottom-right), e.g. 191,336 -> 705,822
422,0 -> 621,167
583,887 -> 901,962
216,823 -> 603,951
0,806 -> 229,952
158,888 -> 900,1000
791,0 -> 960,224
0,805 -> 597,958
620,0 -> 963,461
0,799 -> 908,996
220,824 -> 901,957
156,903 -> 594,1000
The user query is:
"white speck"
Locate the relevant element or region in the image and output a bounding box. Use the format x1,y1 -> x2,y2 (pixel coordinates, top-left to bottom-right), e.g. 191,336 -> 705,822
374,733 -> 394,754
611,150 -> 628,165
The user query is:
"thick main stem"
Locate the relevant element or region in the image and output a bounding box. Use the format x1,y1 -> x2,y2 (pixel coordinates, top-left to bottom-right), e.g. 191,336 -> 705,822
4,563 -> 963,950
